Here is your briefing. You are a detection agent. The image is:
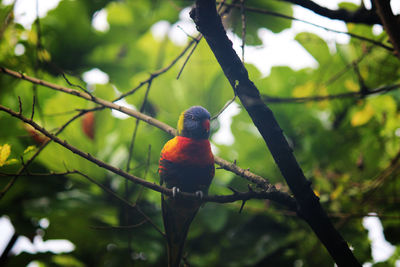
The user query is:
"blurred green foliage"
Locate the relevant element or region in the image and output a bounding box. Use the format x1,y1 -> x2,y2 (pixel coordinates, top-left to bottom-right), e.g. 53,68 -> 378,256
0,0 -> 400,266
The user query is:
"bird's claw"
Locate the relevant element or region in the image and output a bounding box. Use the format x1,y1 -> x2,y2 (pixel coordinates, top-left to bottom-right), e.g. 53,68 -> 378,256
172,187 -> 180,198
195,190 -> 204,200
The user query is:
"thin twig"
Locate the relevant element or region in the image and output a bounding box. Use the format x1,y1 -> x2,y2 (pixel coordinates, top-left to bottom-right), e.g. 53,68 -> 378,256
218,1 -> 393,51
43,109 -> 85,117
336,148 -> 400,228
352,62 -> 368,93
124,76 -> 153,254
72,169 -> 165,236
32,0 -> 44,126
113,36 -> 200,102
91,221 -> 148,230
176,34 -> 202,79
31,95 -> 35,120
18,96 -> 22,114
177,25 -> 198,41
324,43 -> 375,87
135,144 -> 152,203
61,72 -> 93,96
176,0 -> 229,80
262,83 -> 400,104
126,80 -> 153,172
211,94 -> 237,120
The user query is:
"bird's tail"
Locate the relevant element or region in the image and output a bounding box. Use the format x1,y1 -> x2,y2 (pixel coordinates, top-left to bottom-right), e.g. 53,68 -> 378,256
162,195 -> 200,267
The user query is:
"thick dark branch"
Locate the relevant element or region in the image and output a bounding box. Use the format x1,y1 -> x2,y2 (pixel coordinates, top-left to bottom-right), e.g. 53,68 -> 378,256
284,0 -> 380,25
190,1 -> 360,266
374,0 -> 400,59
205,187 -> 297,210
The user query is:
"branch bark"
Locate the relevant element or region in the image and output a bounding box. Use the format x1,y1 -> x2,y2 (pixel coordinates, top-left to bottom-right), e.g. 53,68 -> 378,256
190,1 -> 360,266
283,0 -> 380,25
373,0 -> 400,59
0,104 -> 296,209
0,66 -> 273,190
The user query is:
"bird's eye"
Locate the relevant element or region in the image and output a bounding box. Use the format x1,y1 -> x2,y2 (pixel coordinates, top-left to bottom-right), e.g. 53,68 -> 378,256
186,114 -> 196,120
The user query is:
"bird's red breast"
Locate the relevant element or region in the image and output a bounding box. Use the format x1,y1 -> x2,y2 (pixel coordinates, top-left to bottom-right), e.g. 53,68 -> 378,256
158,136 -> 215,191
159,136 -> 214,168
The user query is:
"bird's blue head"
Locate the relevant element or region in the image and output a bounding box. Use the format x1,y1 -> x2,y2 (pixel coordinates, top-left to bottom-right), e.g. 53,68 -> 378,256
177,106 -> 211,139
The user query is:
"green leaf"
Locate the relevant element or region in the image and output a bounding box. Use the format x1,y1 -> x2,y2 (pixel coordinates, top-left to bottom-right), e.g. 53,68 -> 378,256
107,2 -> 134,26
295,32 -> 331,64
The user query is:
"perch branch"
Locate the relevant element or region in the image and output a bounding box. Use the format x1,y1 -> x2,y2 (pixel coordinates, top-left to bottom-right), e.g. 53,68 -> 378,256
0,66 -> 271,189
0,104 -> 296,209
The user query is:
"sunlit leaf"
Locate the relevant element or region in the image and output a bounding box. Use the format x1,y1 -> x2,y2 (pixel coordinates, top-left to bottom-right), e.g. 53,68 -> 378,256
345,80 -> 359,92
351,103 -> 374,126
23,145 -> 36,154
0,143 -> 13,166
292,81 -> 315,98
52,255 -> 85,267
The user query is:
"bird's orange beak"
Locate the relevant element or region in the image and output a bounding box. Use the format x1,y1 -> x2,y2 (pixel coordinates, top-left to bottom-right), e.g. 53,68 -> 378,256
202,119 -> 210,132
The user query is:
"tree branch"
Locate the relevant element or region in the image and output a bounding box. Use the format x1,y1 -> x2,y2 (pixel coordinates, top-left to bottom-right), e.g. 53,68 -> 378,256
0,105 -> 102,199
283,0 -> 380,25
262,83 -> 400,104
190,1 -> 360,265
0,66 -> 271,190
0,104 -> 296,209
373,0 -> 400,59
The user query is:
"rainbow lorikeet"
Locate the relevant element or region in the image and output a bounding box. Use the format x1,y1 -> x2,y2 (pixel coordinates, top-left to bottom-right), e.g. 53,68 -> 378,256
159,106 -> 215,267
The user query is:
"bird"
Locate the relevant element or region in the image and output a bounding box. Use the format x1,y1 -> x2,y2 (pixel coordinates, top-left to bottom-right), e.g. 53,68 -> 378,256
159,106 -> 215,267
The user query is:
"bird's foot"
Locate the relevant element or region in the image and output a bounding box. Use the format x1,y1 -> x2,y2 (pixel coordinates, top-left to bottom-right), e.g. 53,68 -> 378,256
172,187 -> 180,198
195,190 -> 204,200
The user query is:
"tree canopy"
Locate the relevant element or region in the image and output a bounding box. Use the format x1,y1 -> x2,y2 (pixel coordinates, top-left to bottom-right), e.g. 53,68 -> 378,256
1,0 -> 400,266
